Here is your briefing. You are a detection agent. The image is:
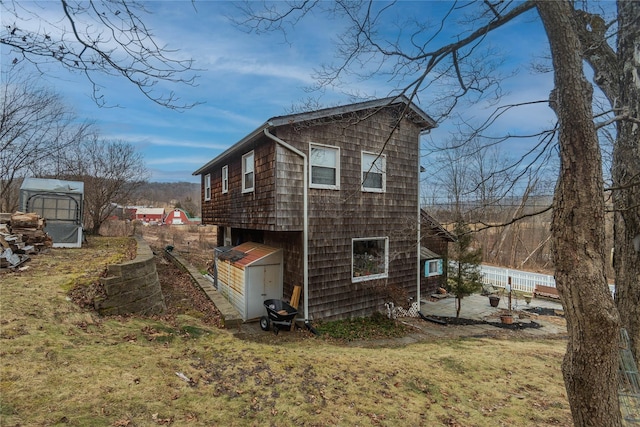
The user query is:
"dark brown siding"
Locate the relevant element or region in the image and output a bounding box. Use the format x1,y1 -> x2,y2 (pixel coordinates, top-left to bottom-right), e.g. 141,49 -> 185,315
274,145 -> 304,230
201,139 -> 277,230
264,231 -> 303,307
273,109 -> 421,320
201,140 -> 306,232
421,221 -> 452,296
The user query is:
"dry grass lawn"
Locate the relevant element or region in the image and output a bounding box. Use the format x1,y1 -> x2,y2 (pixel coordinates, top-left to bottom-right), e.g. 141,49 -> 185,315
0,236 -> 572,426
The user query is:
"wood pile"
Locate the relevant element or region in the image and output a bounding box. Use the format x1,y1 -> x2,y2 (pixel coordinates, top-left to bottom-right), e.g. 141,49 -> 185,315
0,212 -> 53,269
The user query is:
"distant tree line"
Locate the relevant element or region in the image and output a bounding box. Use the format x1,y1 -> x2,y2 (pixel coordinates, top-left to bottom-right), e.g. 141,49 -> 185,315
130,182 -> 201,218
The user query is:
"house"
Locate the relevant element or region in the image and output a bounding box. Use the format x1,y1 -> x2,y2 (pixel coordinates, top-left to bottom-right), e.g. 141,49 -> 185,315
164,208 -> 201,225
420,209 -> 456,296
134,207 -> 165,224
19,178 -> 84,248
193,96 -> 443,321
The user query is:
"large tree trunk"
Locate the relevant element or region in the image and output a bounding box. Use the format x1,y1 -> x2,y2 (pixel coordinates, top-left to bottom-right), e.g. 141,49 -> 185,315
573,0 -> 640,363
536,1 -> 622,426
613,0 -> 640,362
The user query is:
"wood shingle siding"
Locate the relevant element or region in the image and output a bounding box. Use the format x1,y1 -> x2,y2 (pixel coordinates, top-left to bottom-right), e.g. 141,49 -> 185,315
420,209 -> 456,296
266,110 -> 421,319
275,146 -> 304,230
195,96 -> 441,321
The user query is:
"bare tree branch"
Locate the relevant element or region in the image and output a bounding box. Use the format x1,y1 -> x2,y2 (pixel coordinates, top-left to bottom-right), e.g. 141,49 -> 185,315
1,0 -> 200,109
0,66 -> 91,211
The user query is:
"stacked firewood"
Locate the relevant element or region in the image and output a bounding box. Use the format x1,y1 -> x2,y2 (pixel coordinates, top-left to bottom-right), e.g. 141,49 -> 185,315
0,212 -> 53,268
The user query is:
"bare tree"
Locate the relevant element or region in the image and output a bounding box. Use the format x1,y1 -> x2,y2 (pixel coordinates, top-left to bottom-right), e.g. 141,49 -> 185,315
424,137 -> 521,220
0,66 -> 91,212
467,139 -> 513,216
572,1 -> 640,361
612,1 -> 640,363
57,137 -> 148,234
538,2 -> 621,424
426,137 -> 474,219
238,1 -> 635,424
1,0 -> 198,109
423,134 -> 553,269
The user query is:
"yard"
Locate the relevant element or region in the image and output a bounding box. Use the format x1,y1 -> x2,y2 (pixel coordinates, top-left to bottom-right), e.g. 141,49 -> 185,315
0,236 -> 572,426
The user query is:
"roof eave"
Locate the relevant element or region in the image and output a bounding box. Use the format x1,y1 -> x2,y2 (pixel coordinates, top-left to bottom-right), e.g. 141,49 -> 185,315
192,123 -> 269,176
192,96 -> 437,176
421,208 -> 457,242
267,95 -> 437,130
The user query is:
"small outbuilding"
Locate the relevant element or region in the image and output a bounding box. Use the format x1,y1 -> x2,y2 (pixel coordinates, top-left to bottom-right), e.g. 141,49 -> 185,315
19,178 -> 84,248
214,242 -> 283,321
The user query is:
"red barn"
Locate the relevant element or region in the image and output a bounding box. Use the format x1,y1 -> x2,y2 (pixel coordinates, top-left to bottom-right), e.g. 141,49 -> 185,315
164,208 -> 200,225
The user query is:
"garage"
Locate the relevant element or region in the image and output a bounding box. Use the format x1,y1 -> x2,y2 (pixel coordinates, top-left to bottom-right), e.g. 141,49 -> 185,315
215,242 -> 283,321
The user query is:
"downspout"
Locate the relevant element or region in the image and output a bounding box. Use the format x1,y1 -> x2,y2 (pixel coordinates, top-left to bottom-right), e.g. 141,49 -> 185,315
417,129 -> 431,313
263,128 -> 310,324
417,149 -> 422,312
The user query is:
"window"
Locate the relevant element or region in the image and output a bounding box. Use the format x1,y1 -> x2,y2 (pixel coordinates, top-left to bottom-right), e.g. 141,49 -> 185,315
29,195 -> 79,221
242,151 -> 254,193
222,165 -> 229,194
310,143 -> 340,189
362,152 -> 386,192
352,237 -> 389,282
204,174 -> 211,201
426,259 -> 443,277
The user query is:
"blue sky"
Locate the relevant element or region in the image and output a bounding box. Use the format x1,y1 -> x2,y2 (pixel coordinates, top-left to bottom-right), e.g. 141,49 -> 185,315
2,1 -> 556,184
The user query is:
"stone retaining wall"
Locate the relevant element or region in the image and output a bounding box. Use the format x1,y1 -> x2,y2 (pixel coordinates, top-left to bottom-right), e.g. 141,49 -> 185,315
95,236 -> 166,315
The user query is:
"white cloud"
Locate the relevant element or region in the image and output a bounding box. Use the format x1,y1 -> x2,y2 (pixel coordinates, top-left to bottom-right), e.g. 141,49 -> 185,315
206,57 -> 316,84
147,156 -> 214,166
110,134 -> 230,150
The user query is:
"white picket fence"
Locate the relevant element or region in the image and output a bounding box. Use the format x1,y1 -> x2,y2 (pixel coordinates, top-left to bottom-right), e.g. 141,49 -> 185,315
474,264 -> 615,296
479,265 -> 554,294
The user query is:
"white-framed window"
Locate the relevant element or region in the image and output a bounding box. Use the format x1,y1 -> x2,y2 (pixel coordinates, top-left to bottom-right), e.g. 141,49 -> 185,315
222,165 -> 229,194
352,237 -> 389,282
425,259 -> 443,277
242,151 -> 254,193
204,174 -> 211,201
362,151 -> 386,192
310,143 -> 340,189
